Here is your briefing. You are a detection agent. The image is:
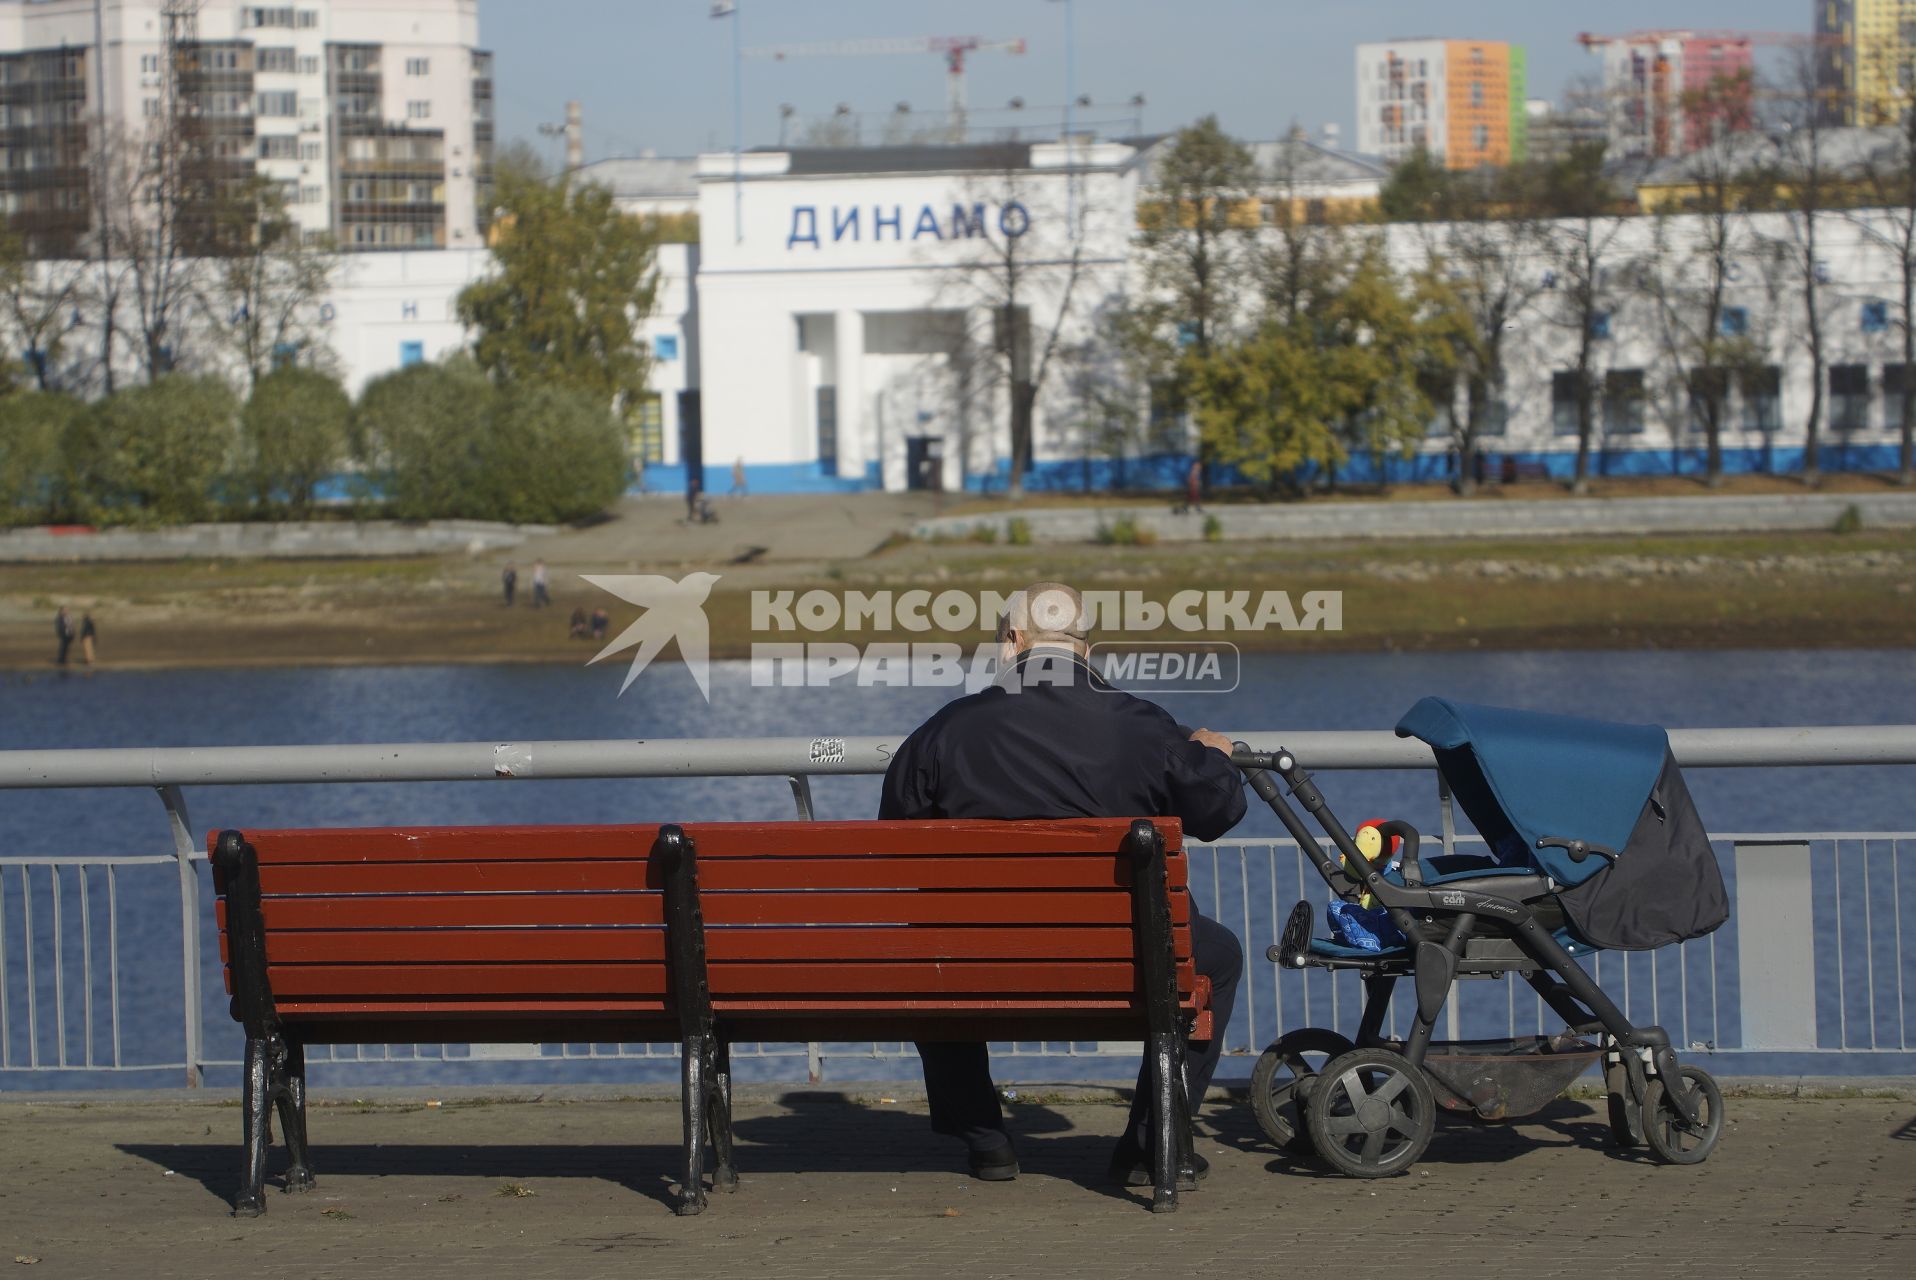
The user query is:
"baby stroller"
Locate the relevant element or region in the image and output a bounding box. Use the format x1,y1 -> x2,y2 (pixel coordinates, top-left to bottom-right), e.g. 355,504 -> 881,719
1234,697 -> 1730,1177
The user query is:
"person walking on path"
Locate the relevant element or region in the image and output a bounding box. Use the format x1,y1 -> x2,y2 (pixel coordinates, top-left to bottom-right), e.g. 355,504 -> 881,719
1181,460 -> 1204,515
54,607 -> 75,666
79,614 -> 98,665
730,456 -> 748,498
531,560 -> 551,609
501,563 -> 517,608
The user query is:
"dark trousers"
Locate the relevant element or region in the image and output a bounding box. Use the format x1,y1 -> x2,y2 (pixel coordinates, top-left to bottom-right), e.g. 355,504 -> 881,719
915,911 -> 1243,1150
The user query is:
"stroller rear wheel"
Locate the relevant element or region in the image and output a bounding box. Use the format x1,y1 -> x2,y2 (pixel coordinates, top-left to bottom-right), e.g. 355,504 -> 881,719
1250,1028 -> 1355,1153
1306,1048 -> 1435,1178
1642,1066 -> 1723,1165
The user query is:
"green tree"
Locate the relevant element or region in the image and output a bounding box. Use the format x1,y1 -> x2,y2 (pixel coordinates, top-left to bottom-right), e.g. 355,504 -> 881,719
62,376 -> 238,525
469,383 -> 629,524
0,392 -> 80,525
1135,116 -> 1258,361
457,173 -> 660,413
242,367 -> 352,518
354,359 -> 497,521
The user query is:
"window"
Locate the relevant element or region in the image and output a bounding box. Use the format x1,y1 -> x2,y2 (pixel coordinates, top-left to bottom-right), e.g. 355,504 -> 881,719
299,141 -> 321,161
632,394 -> 665,465
399,341 -> 425,367
1551,370 -> 1582,436
257,90 -> 297,117
654,334 -> 679,362
257,47 -> 296,73
297,55 -> 319,75
1473,125 -> 1489,150
258,134 -> 298,159
140,54 -> 159,74
1688,367 -> 1730,435
1830,363 -> 1870,432
299,185 -> 322,204
1604,369 -> 1646,435
142,97 -> 160,117
406,58 -> 430,76
1862,300 -> 1890,333
1590,310 -> 1613,340
1418,371 -> 1453,437
1471,81 -> 1485,106
1885,363 -> 1911,431
242,7 -> 296,29
1720,306 -> 1748,337
1741,366 -> 1782,432
298,9 -> 319,28
407,100 -> 431,120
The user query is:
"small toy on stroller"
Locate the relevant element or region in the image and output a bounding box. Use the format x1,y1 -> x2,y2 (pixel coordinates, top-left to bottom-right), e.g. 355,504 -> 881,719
1234,697 -> 1731,1177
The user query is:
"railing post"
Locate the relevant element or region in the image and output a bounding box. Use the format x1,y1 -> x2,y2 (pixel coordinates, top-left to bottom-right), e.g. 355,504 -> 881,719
158,785 -> 204,1087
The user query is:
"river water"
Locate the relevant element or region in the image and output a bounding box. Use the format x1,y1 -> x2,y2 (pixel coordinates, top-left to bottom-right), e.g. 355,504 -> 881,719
0,650 -> 1911,1088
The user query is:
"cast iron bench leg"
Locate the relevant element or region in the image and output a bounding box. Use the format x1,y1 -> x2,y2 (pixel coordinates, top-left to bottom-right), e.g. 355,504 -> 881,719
678,1035 -> 710,1216
708,1037 -> 738,1192
276,1038 -> 316,1194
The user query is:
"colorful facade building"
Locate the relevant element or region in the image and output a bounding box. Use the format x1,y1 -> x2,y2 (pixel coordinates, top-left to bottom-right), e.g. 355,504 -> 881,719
1354,38 -> 1526,169
1583,30 -> 1756,158
1816,0 -> 1916,126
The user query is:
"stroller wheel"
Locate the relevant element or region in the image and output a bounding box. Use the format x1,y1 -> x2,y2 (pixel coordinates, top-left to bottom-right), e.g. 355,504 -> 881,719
1250,1029 -> 1355,1153
1306,1048 -> 1435,1178
1642,1066 -> 1724,1165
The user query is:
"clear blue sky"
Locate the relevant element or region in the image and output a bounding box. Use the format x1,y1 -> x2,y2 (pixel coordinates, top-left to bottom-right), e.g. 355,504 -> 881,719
481,1 -> 1813,162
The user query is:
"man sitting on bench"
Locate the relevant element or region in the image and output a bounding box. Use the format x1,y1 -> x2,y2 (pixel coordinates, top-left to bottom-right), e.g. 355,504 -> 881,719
879,581 -> 1245,1185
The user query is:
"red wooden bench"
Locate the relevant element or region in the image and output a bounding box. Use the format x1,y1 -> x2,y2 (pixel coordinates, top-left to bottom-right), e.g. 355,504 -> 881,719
211,816 -> 1211,1217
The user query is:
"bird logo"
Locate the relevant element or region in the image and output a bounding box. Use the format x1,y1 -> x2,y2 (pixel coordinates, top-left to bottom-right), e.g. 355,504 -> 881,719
582,572 -> 722,700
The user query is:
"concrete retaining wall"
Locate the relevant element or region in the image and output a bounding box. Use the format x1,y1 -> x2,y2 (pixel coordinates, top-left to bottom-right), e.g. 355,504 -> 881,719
915,491 -> 1916,544
0,519 -> 549,563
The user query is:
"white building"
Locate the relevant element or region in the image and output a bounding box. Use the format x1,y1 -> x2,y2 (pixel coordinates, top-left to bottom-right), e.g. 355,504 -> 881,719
0,0 -> 492,255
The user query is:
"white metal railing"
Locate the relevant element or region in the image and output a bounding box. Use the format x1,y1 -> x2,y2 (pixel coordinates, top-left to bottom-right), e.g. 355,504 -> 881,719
1,729 -> 1912,1088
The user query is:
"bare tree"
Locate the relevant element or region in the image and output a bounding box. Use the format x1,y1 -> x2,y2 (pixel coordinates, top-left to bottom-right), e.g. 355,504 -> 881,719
1850,69 -> 1916,484
198,178 -> 338,390
0,233 -> 87,392
1766,51 -> 1842,485
1536,143 -> 1631,493
936,160 -> 1090,499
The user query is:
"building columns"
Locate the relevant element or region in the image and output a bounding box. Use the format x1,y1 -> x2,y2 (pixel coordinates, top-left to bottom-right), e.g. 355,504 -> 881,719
833,308 -> 865,482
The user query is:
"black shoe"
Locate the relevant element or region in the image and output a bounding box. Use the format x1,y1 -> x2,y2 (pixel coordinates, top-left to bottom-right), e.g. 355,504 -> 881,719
1107,1141 -> 1207,1190
967,1141 -> 1020,1182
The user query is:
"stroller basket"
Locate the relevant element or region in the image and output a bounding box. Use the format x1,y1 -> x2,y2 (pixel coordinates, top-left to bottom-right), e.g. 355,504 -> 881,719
1419,1035 -> 1600,1120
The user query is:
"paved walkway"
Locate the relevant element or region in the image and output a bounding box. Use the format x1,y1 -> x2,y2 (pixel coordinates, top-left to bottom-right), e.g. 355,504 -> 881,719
3,1089 -> 1911,1278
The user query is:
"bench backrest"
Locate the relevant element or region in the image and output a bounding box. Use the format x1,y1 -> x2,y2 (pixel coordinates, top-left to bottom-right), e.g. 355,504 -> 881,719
212,817 -> 1195,1043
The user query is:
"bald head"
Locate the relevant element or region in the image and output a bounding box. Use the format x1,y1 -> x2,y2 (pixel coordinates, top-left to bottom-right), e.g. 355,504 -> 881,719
998,581 -> 1089,659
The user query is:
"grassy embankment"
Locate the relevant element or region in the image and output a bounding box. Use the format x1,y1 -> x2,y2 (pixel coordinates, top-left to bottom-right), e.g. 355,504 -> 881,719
1,523 -> 1910,671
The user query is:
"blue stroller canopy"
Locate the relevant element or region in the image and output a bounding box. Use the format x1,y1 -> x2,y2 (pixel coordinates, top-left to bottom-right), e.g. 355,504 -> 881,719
1395,697 -> 1670,888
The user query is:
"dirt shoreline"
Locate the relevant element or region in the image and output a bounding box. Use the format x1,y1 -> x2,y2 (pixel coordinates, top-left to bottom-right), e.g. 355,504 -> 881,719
5,524 -> 1912,674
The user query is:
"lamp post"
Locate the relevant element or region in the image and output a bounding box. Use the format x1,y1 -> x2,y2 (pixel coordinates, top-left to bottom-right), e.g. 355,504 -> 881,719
1048,0 -> 1077,238
711,2 -> 743,242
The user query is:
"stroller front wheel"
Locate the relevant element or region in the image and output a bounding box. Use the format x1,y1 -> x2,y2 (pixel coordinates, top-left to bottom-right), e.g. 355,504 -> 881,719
1250,1028 -> 1355,1153
1306,1048 -> 1436,1178
1642,1066 -> 1724,1165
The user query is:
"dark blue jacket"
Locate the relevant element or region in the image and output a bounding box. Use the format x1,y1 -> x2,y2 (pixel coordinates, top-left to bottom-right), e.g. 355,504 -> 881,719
878,647 -> 1247,841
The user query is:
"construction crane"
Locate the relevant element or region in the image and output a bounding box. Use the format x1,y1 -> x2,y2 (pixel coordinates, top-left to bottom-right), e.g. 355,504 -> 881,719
743,36 -> 1028,141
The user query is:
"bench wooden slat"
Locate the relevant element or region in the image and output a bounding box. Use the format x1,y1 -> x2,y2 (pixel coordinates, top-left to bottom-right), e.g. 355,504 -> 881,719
235,889 -> 1188,932
241,924 -> 1183,966
253,854 -> 1185,896
264,960 -> 1174,999
227,817 -> 1181,866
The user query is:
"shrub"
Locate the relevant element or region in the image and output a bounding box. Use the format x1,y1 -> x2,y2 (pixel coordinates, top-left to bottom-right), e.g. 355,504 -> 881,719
468,383 -> 630,524
62,376 -> 239,526
242,367 -> 352,518
1832,503 -> 1864,535
1202,514 -> 1223,542
1097,514 -> 1143,546
0,392 -> 81,526
967,521 -> 999,544
354,359 -> 496,520
1006,516 -> 1032,546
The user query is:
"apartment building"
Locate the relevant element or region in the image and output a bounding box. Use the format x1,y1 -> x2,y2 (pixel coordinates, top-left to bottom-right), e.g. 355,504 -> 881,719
0,0 -> 493,256
1816,0 -> 1916,126
1585,30 -> 1756,158
1354,38 -> 1526,169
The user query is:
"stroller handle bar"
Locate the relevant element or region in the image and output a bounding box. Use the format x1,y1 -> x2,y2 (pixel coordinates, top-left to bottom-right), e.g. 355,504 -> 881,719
1230,743 -> 1432,947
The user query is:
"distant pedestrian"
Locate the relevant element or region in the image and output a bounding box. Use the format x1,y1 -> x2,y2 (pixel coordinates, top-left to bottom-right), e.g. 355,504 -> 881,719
531,560 -> 551,609
589,606 -> 609,641
568,606 -> 589,639
1182,460 -> 1204,515
686,472 -> 703,522
80,613 -> 98,665
54,606 -> 74,666
731,456 -> 748,498
502,563 -> 518,607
